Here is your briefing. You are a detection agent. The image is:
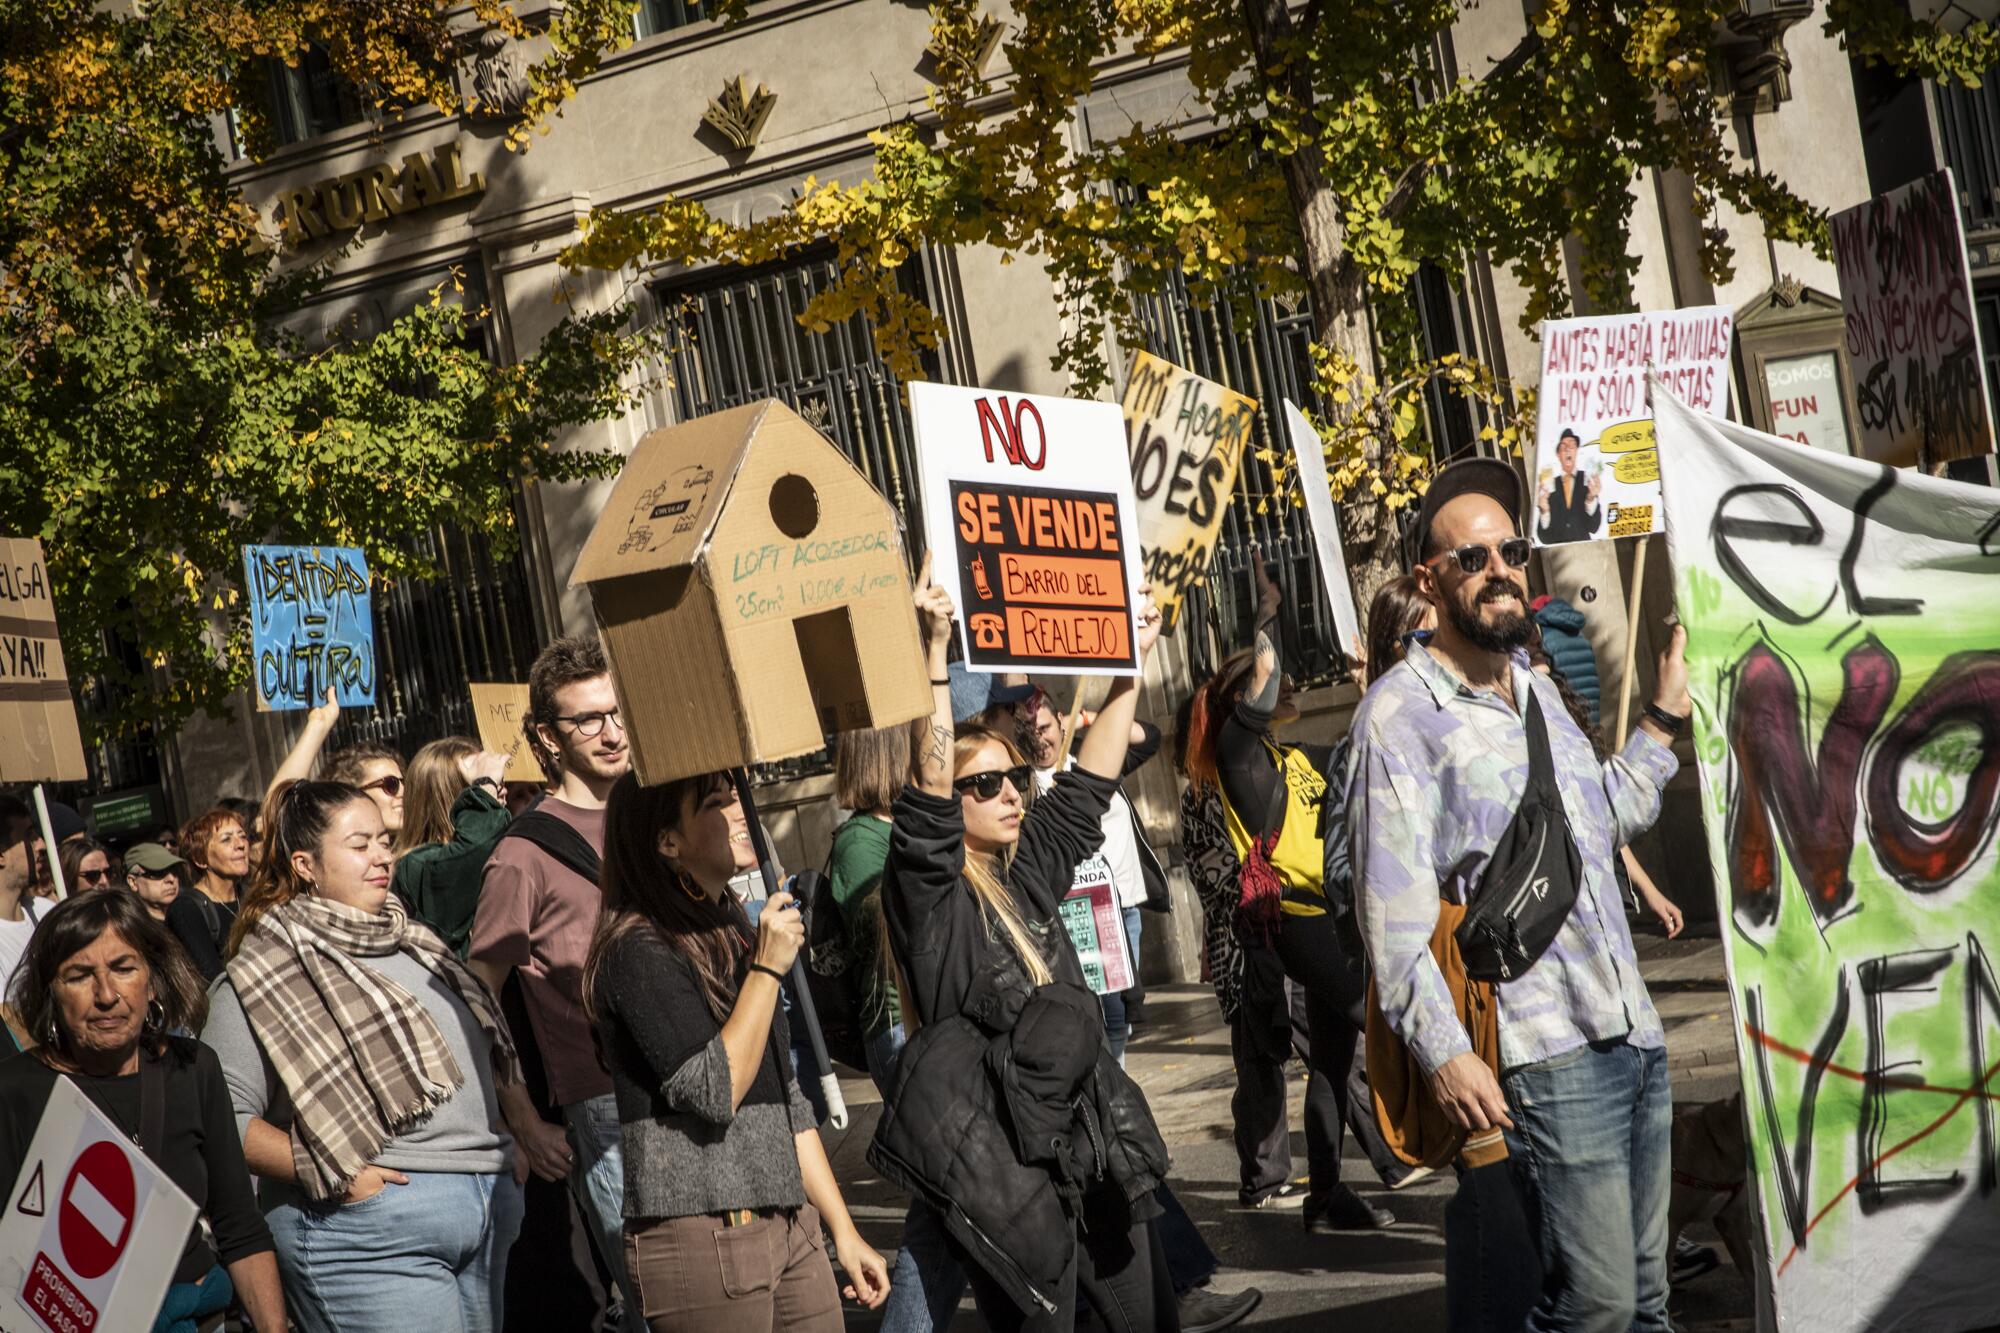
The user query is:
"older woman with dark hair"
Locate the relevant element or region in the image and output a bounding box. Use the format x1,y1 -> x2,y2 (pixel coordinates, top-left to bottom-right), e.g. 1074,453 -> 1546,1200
0,888 -> 286,1333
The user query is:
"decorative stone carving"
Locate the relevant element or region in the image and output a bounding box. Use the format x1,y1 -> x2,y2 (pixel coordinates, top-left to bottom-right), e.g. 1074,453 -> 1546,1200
1722,1 -> 1814,117
925,11 -> 1005,80
702,76 -> 777,151
469,27 -> 531,120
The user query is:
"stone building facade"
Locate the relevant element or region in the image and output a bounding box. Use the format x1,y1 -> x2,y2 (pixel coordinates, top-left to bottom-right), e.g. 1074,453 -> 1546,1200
145,1 -> 1998,979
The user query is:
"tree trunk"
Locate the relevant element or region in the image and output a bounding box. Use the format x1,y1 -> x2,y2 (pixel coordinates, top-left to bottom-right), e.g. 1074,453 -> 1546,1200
1239,0 -> 1405,622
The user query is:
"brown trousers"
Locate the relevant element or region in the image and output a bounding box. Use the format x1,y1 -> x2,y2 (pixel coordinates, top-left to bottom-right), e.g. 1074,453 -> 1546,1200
623,1204 -> 842,1333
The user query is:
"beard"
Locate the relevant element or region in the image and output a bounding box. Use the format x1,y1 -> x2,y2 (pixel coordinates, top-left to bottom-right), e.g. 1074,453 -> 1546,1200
1446,577 -> 1533,654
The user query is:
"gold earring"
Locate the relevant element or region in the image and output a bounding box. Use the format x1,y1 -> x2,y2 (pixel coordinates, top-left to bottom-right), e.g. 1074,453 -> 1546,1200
674,866 -> 703,902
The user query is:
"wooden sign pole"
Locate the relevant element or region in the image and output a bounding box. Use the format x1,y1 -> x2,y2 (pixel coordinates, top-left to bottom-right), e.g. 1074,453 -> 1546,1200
32,785 -> 67,902
1614,535 -> 1651,741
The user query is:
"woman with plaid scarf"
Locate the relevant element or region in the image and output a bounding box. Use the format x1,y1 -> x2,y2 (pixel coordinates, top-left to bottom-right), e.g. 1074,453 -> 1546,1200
201,780 -> 527,1333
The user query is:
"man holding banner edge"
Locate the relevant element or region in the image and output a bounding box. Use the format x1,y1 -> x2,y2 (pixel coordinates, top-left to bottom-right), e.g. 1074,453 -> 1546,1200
1349,455 -> 1691,1332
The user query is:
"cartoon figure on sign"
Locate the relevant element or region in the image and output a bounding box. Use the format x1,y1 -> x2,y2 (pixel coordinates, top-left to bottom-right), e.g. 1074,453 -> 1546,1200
970,552 -> 994,601
971,613 -> 1005,649
1536,428 -> 1603,542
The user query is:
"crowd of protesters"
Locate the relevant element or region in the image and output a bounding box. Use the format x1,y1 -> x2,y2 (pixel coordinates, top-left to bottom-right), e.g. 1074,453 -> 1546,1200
0,465 -> 1722,1333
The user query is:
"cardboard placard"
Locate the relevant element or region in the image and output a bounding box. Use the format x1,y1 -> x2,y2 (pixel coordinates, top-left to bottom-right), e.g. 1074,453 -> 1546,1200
0,537 -> 86,784
1830,169 -> 1996,468
1280,401 -> 1363,653
242,544 -> 375,711
910,383 -> 1144,676
0,1075 -> 197,1333
1655,387 -> 2000,1331
570,399 -> 933,787
1058,867 -> 1134,996
468,683 -> 544,783
1532,307 -> 1733,543
1120,351 -> 1255,628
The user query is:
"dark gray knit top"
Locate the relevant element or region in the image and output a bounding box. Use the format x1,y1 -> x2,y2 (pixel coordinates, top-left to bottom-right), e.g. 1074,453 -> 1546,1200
592,924 -> 816,1220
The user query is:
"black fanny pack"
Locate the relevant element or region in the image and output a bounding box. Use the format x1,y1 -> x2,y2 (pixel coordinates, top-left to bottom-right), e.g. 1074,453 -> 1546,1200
1455,690 -> 1583,983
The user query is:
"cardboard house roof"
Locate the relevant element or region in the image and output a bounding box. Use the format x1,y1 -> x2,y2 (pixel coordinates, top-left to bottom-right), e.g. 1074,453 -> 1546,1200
570,398 -> 934,786
570,400 -> 766,587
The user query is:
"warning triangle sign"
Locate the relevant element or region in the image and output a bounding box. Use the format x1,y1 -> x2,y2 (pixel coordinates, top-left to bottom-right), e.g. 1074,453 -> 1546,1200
15,1162 -> 43,1216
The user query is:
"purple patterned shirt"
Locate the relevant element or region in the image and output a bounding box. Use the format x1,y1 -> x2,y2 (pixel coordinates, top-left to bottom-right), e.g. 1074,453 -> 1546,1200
1346,641 -> 1676,1073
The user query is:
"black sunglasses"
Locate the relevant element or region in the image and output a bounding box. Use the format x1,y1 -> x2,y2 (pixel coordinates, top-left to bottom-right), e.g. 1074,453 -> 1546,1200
953,765 -> 1033,802
359,775 -> 404,798
1431,537 -> 1532,576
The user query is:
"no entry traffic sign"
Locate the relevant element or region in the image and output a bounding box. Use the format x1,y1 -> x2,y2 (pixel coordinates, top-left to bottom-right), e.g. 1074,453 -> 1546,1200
0,1076 -> 192,1333
56,1142 -> 134,1281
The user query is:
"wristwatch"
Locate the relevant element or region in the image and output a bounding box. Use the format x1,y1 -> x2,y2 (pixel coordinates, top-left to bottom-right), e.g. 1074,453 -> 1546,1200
1641,702 -> 1688,738
473,776 -> 502,793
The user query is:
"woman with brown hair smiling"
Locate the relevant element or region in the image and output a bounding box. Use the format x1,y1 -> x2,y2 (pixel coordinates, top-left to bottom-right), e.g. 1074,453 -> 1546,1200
202,779 -> 525,1333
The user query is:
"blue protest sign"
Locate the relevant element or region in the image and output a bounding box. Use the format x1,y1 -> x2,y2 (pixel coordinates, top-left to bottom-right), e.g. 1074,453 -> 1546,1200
242,545 -> 375,710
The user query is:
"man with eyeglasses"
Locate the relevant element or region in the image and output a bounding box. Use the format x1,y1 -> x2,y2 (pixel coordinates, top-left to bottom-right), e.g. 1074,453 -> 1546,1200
470,635 -> 644,1333
1347,457 -> 1690,1333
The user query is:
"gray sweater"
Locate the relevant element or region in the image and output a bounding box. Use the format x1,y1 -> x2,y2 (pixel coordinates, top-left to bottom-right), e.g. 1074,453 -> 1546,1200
594,926 -> 816,1220
204,950 -> 512,1204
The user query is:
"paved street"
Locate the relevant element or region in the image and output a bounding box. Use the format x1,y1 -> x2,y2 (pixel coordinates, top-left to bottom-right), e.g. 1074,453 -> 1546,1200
825,920 -> 1757,1330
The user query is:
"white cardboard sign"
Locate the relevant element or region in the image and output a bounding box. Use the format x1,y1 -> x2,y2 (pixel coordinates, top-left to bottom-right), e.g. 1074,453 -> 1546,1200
1532,306 -> 1734,543
1280,401 -> 1363,655
909,382 -> 1144,677
0,1076 -> 196,1333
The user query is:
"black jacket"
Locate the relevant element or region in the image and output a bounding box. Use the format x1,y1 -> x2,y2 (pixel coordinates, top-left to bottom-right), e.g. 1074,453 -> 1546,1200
873,772 -> 1171,1314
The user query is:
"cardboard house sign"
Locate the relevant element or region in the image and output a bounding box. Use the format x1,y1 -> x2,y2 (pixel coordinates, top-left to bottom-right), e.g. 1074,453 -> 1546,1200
0,536 -> 86,783
571,399 -> 935,788
909,382 -> 1144,676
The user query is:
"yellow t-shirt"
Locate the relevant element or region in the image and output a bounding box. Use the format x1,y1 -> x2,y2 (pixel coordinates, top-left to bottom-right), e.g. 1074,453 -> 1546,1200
1219,743 -> 1327,917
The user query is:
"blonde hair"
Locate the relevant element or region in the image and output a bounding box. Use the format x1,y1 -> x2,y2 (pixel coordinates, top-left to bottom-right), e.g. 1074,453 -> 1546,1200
396,736 -> 480,856
952,725 -> 1053,988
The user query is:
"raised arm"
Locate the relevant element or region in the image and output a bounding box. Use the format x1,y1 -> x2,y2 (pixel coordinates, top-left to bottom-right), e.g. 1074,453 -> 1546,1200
1073,588 -> 1161,781
913,552 -> 956,798
1240,549 -> 1284,719
264,688 -> 341,806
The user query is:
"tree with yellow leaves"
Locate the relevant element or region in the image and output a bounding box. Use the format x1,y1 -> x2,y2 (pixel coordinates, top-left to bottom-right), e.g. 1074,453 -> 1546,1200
567,0 -> 1996,606
0,0 -> 644,738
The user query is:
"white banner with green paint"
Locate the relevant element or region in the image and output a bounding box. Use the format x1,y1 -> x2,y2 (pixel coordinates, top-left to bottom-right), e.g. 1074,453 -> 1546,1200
1655,388 -> 2000,1332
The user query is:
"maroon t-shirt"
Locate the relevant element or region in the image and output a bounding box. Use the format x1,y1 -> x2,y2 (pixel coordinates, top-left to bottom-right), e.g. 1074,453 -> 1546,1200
469,798 -> 613,1106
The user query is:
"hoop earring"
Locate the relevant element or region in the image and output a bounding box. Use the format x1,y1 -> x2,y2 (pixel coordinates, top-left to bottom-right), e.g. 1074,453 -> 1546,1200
145,998 -> 167,1032
673,866 -> 703,902
41,1013 -> 62,1051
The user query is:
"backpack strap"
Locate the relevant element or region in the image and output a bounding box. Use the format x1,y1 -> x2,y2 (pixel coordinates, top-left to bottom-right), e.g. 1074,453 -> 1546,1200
500,809 -> 603,885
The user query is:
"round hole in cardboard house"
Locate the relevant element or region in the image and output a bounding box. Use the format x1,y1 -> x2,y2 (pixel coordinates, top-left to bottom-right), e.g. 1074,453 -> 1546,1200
770,473 -> 819,539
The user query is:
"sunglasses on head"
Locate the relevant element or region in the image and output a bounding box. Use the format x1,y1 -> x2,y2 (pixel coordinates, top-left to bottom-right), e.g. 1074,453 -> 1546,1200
359,775 -> 404,798
1431,537 -> 1532,576
952,765 -> 1033,801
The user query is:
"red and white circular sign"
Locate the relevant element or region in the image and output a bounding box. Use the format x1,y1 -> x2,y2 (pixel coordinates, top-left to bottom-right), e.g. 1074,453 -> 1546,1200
57,1140 -> 135,1280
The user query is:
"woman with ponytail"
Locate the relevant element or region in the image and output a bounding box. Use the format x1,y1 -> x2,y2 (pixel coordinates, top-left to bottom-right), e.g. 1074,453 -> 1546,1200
1181,553 -> 1407,1233
201,780 -> 525,1333
582,770 -> 889,1332
875,558 -> 1178,1332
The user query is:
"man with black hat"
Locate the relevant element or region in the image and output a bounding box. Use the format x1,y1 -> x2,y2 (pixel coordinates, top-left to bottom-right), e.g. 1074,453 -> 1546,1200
1346,456 -> 1690,1333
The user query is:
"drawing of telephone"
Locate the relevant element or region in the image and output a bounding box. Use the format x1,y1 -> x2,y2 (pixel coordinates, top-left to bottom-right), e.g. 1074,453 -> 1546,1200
970,613 -> 1006,649
970,552 -> 994,601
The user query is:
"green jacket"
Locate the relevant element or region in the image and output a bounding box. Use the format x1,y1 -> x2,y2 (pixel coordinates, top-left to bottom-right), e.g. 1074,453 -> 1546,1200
827,814 -> 899,1034
395,785 -> 512,957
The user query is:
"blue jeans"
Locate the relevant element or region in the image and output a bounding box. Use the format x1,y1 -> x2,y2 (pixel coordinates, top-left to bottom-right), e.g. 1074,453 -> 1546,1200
268,1170 -> 524,1333
1501,1038 -> 1672,1333
868,1022 -> 969,1332
153,1262 -> 231,1333
565,1092 -> 647,1333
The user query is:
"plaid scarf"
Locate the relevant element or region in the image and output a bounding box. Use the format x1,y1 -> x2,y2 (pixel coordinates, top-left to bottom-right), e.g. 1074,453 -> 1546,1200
227,893 -> 521,1201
